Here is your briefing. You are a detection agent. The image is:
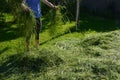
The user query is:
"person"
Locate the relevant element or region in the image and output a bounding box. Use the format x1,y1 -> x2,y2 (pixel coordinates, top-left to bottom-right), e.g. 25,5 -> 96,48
21,0 -> 58,51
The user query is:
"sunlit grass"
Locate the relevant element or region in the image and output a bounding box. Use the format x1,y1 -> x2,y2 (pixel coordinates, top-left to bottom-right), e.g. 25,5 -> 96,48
0,13 -> 120,80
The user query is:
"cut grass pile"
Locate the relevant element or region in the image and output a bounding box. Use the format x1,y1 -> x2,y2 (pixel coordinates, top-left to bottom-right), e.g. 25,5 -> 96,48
0,30 -> 120,80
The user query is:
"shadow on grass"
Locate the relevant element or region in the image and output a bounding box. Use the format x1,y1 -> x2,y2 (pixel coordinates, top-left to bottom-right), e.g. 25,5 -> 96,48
0,21 -> 20,42
0,47 -> 9,54
0,51 -> 64,79
78,14 -> 120,32
40,33 -> 66,45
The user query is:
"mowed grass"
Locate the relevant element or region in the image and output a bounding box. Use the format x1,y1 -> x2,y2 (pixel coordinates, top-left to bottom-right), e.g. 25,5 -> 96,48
0,14 -> 120,80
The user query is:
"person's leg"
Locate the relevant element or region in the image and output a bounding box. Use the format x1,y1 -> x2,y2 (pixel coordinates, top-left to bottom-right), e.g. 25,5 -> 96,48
26,34 -> 31,51
35,18 -> 42,48
26,24 -> 33,51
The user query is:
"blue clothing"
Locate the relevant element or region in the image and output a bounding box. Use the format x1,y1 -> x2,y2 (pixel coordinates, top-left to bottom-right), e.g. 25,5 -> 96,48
25,0 -> 41,18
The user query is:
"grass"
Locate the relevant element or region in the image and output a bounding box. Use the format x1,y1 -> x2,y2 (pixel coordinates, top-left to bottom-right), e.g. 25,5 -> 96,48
79,13 -> 120,32
0,14 -> 120,80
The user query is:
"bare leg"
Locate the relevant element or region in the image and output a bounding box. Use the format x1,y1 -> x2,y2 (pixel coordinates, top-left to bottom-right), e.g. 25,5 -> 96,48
35,39 -> 39,49
26,33 -> 31,51
35,18 -> 41,49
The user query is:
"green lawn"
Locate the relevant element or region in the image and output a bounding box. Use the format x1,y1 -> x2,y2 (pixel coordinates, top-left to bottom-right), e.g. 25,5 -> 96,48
0,14 -> 120,80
